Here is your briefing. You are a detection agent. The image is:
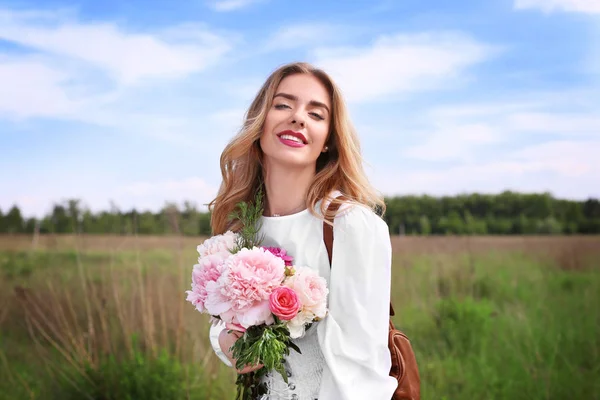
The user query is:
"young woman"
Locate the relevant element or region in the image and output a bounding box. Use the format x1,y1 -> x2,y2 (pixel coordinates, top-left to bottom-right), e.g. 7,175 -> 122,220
208,62 -> 398,399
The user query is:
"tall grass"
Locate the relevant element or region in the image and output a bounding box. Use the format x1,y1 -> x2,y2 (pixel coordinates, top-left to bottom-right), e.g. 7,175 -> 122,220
1,248 -> 235,400
392,251 -> 600,399
1,234 -> 599,399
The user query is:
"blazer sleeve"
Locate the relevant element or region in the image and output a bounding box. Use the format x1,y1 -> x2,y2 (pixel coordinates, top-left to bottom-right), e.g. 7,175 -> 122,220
317,205 -> 398,399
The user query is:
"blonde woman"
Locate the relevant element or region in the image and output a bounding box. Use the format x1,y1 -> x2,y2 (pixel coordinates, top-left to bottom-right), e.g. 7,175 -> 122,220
208,62 -> 397,399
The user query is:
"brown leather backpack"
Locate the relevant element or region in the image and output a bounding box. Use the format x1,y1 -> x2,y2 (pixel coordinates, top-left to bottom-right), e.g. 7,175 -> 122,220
323,200 -> 421,400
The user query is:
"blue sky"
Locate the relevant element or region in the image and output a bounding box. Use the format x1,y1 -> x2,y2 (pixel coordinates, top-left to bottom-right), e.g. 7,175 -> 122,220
1,0 -> 599,217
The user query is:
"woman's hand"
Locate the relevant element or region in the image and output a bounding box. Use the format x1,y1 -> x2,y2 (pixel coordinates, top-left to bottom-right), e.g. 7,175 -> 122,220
218,325 -> 264,374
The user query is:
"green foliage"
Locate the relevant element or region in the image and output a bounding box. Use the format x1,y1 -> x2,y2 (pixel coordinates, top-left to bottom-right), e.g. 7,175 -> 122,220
2,245 -> 599,400
435,297 -> 494,355
418,215 -> 431,235
535,216 -> 563,234
2,191 -> 600,236
399,253 -> 600,400
50,347 -> 210,400
0,252 -> 35,280
384,191 -> 600,235
232,322 -> 300,400
0,205 -> 25,233
225,190 -> 298,400
228,189 -> 265,251
0,250 -> 115,282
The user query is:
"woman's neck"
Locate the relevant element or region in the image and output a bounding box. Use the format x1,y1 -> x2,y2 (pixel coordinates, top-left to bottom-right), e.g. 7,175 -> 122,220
262,163 -> 315,217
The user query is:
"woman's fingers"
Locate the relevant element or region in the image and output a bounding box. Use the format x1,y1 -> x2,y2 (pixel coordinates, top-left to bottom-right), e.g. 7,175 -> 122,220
236,362 -> 264,374
218,328 -> 264,374
226,322 -> 247,333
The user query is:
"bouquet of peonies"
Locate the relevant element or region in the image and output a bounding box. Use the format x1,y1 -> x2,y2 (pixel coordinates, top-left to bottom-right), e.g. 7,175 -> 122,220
185,191 -> 329,399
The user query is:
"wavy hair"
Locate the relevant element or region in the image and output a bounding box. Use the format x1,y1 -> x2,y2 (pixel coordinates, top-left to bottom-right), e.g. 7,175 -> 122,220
208,62 -> 385,234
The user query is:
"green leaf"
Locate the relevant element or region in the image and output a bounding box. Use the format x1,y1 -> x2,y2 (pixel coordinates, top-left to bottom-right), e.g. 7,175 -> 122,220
228,188 -> 265,250
230,321 -> 305,399
287,341 -> 301,354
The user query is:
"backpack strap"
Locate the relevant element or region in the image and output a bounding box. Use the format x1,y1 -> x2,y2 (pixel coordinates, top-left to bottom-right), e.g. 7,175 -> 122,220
323,199 -> 343,266
322,198 -> 395,317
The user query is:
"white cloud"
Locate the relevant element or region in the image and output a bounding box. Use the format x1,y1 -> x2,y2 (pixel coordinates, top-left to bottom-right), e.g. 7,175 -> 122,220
403,123 -> 501,162
428,101 -> 545,120
509,140 -> 598,176
506,112 -> 600,137
375,140 -> 600,200
514,0 -> 600,14
263,23 -> 346,52
376,88 -> 600,199
1,177 -> 219,218
0,10 -> 232,84
313,32 -> 495,102
0,56 -> 80,119
208,0 -> 265,12
210,107 -> 247,131
118,177 -> 218,211
0,7 -> 237,144
0,57 -> 209,144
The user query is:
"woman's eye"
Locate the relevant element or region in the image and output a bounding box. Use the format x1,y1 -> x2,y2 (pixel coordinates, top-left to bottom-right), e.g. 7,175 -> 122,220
274,104 -> 290,110
310,112 -> 325,120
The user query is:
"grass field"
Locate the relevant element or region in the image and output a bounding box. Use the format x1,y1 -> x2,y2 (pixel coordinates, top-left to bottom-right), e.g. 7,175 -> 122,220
1,234 -> 599,400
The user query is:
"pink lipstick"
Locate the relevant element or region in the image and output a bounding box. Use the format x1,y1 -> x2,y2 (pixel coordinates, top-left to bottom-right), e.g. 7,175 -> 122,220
277,130 -> 307,148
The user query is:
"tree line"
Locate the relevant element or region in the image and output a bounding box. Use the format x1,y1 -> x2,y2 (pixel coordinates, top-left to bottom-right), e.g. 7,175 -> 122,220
1,192 -> 599,236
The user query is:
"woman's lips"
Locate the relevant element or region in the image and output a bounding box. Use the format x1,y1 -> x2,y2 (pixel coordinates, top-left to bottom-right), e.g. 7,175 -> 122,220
277,130 -> 307,148
278,135 -> 306,148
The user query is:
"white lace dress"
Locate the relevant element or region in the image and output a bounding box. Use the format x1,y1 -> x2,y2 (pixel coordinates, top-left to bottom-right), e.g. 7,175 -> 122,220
256,322 -> 324,400
209,202 -> 398,400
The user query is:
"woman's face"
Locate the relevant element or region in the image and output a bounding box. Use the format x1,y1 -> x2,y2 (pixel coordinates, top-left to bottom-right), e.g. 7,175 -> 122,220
260,73 -> 331,172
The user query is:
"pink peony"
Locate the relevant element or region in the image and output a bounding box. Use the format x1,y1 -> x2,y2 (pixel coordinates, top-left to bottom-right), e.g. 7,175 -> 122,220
208,247 -> 286,328
213,299 -> 275,329
204,280 -> 232,316
262,247 -> 294,266
269,287 -> 301,321
284,266 -> 328,319
197,231 -> 238,260
236,300 -> 273,328
185,254 -> 226,313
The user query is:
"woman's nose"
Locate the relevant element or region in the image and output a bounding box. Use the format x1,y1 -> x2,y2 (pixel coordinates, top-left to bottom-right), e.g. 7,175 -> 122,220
291,114 -> 305,127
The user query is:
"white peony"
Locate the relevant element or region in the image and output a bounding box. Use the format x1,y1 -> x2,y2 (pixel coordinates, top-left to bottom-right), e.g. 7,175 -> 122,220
286,310 -> 316,339
284,266 -> 328,319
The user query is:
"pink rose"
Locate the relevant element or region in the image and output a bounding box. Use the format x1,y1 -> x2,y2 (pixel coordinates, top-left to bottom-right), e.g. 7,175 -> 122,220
269,287 -> 301,321
262,247 -> 294,266
284,266 -> 328,319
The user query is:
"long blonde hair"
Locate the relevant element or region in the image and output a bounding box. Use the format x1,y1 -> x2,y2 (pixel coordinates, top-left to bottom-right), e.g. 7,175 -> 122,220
209,62 -> 385,234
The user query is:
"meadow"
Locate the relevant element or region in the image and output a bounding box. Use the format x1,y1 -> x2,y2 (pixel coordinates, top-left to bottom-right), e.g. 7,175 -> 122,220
1,233 -> 599,400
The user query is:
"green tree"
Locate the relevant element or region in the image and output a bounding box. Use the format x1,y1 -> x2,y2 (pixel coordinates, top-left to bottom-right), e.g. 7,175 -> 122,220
4,205 -> 24,233
418,215 -> 431,235
50,204 -> 71,233
66,199 -> 82,233
138,211 -> 160,234
536,216 -> 563,234
198,212 -> 212,235
180,201 -> 201,236
24,218 -> 38,234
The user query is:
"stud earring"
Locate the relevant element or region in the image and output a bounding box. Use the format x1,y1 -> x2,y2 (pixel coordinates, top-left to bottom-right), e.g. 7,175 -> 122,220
323,146 -> 329,152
